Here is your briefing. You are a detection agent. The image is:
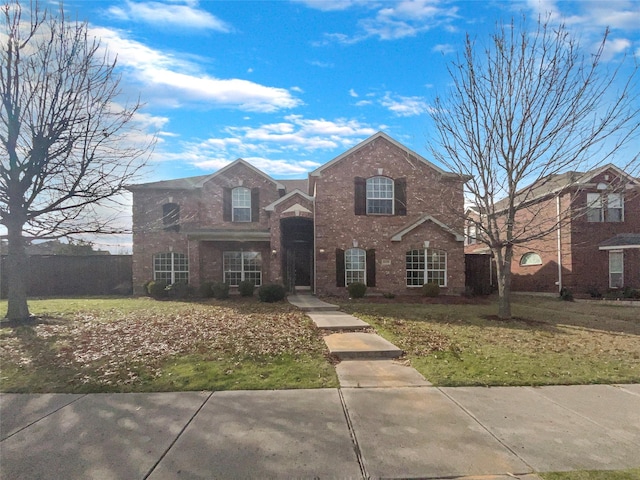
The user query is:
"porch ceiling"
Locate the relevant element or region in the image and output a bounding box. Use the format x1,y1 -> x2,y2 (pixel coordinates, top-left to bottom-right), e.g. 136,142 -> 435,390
184,229 -> 271,242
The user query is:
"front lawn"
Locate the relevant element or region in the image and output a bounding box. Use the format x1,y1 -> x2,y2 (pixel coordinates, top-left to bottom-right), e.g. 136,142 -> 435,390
0,297 -> 338,393
338,295 -> 640,386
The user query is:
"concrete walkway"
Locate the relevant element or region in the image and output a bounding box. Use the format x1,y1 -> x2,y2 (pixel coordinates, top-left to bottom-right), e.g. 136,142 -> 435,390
2,385 -> 639,479
289,292 -> 429,387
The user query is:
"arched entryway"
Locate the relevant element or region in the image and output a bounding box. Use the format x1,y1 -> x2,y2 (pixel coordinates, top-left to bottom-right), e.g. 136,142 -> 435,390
281,217 -> 314,292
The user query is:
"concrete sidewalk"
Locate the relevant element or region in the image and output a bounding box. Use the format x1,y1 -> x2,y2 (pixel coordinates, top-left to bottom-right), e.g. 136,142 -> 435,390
2,384 -> 639,479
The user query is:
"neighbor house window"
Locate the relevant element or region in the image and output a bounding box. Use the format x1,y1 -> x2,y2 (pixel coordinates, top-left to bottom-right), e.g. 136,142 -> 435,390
405,248 -> 447,287
223,251 -> 262,286
232,187 -> 251,222
345,248 -> 366,285
587,193 -> 623,222
366,176 -> 394,214
520,252 -> 542,266
465,224 -> 477,245
609,251 -> 623,288
162,203 -> 180,232
153,252 -> 188,284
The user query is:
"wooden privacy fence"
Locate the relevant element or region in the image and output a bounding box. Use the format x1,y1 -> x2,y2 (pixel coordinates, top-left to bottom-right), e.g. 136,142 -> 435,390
0,255 -> 132,298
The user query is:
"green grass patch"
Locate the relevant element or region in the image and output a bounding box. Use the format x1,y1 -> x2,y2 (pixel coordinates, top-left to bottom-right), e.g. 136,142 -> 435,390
338,296 -> 640,386
0,297 -> 338,393
540,468 -> 640,480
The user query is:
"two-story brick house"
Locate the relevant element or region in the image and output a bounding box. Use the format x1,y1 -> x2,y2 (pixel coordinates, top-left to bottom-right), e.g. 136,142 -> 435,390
465,164 -> 640,294
129,132 -> 467,296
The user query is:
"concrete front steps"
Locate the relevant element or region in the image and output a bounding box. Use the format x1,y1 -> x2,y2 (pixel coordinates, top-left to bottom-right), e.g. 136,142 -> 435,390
288,293 -> 431,387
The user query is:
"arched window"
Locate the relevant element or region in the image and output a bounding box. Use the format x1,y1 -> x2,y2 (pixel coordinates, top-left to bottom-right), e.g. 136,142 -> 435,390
520,252 -> 542,266
153,252 -> 188,284
232,187 -> 251,222
406,248 -> 447,287
345,248 -> 366,285
366,176 -> 393,214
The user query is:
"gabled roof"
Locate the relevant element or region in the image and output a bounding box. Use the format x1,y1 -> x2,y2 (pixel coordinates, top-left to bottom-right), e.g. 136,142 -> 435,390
494,163 -> 639,212
278,179 -> 308,194
309,131 -> 462,179
128,159 -> 284,191
265,189 -> 314,212
390,214 -> 465,242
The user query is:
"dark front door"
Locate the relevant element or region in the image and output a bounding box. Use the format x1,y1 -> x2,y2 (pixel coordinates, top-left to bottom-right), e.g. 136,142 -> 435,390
281,217 -> 314,291
293,246 -> 311,286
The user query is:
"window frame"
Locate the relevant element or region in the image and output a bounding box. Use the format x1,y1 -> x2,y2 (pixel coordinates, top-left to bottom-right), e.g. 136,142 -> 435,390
223,251 -> 263,286
345,248 -> 366,285
405,248 -> 447,287
586,192 -> 624,223
520,252 -> 542,266
609,250 -> 624,288
232,187 -> 252,222
162,203 -> 180,232
153,252 -> 189,284
366,176 -> 394,215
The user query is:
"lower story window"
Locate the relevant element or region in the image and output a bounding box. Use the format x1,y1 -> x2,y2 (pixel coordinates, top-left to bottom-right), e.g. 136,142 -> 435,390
224,251 -> 262,286
609,251 -> 623,288
345,248 -> 366,285
154,252 -> 188,284
406,248 -> 447,287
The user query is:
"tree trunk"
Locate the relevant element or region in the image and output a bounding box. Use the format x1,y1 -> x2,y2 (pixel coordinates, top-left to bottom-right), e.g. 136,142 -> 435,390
493,245 -> 513,320
4,220 -> 30,321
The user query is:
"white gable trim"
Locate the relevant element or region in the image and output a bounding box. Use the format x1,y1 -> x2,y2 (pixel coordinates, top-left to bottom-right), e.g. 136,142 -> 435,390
201,158 -> 284,190
265,189 -> 314,212
391,214 -> 465,242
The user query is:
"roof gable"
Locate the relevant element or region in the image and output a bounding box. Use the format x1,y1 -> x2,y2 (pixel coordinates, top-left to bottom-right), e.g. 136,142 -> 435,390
265,189 -> 314,212
390,214 -> 464,242
310,131 -> 459,179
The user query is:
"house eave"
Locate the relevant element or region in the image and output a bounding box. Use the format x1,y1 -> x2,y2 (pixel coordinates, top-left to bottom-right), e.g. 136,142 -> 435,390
184,229 -> 271,242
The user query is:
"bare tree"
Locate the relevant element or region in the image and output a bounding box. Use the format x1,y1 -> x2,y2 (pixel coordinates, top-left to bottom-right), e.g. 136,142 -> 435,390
429,16 -> 639,319
1,1 -> 152,321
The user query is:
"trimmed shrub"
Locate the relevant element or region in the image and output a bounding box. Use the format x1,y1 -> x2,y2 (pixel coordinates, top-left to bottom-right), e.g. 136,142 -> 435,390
622,286 -> 640,299
147,280 -> 168,299
383,292 -> 396,299
422,282 -> 440,298
586,286 -> 602,298
559,287 -> 574,301
238,280 -> 255,297
258,284 -> 287,303
142,280 -> 153,297
212,282 -> 230,300
347,282 -> 367,299
167,281 -> 192,299
199,281 -> 214,298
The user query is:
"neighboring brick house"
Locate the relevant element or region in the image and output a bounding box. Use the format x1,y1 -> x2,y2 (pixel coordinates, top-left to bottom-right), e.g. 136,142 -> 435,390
129,132 -> 467,296
464,164 -> 640,294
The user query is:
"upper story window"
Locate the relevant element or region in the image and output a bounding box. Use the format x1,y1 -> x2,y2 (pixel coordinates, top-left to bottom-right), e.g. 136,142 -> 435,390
232,187 -> 251,222
520,252 -> 542,266
465,224 -> 477,245
162,203 -> 180,232
366,176 -> 393,214
223,186 -> 259,222
586,192 -> 623,223
354,176 -> 406,216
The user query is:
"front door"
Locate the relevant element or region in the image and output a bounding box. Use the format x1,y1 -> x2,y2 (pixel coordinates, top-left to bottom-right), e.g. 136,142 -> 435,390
293,246 -> 311,287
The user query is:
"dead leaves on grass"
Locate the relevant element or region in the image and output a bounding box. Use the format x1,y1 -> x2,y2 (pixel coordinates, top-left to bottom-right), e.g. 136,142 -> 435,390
1,303 -> 327,387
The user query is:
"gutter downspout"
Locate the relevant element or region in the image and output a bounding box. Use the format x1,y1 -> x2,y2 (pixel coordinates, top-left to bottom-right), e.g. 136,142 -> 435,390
556,194 -> 562,293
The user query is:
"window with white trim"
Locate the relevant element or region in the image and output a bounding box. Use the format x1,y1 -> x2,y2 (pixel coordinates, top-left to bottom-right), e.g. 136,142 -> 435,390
366,176 -> 393,214
587,192 -> 624,222
345,248 -> 366,285
520,252 -> 542,266
223,251 -> 262,286
609,251 -> 623,288
465,224 -> 477,245
406,249 -> 447,287
153,252 -> 188,284
232,187 -> 251,222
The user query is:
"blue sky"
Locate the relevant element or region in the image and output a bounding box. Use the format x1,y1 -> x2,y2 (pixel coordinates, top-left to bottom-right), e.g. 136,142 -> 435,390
13,0 -> 636,252
66,0 -> 639,183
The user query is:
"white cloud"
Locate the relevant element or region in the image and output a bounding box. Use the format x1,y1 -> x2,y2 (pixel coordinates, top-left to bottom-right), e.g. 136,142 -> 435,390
381,93 -> 430,117
107,1 -> 232,32
432,43 -> 455,55
349,89 -> 359,97
169,115 -> 379,176
314,0 -> 459,43
91,27 -> 302,112
292,0 -> 371,12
